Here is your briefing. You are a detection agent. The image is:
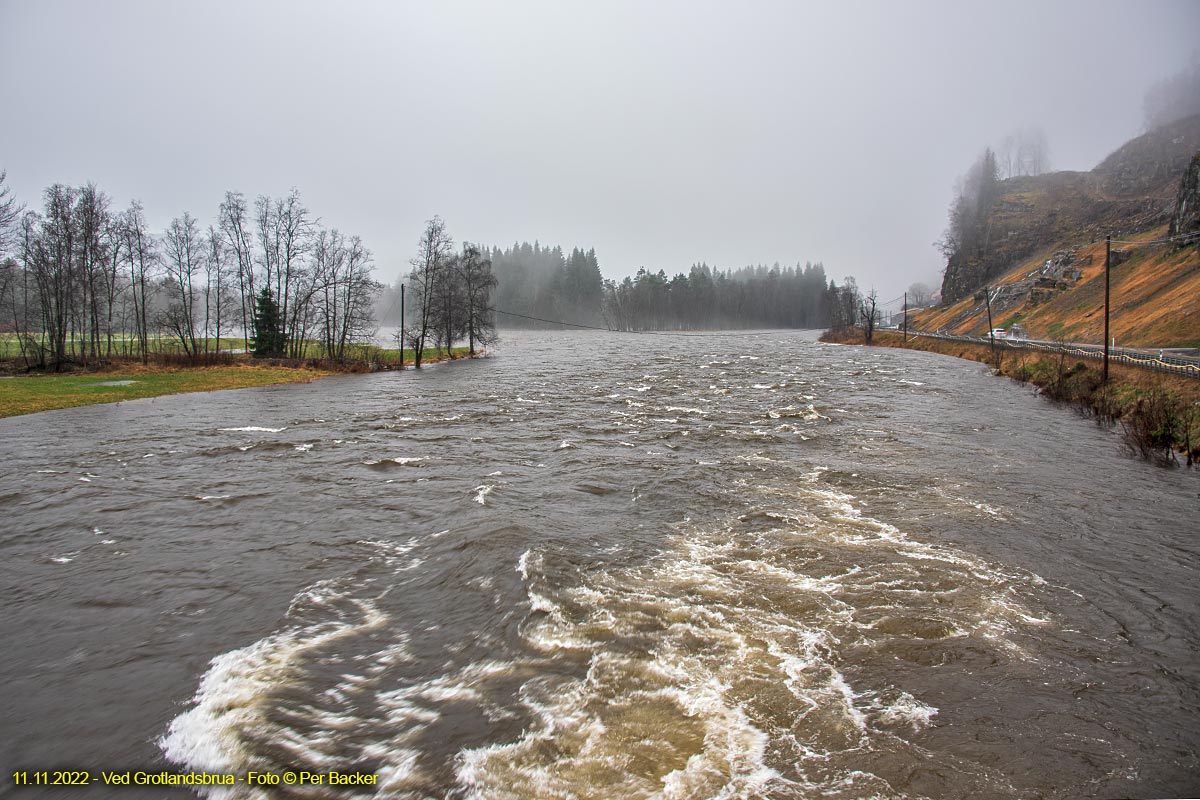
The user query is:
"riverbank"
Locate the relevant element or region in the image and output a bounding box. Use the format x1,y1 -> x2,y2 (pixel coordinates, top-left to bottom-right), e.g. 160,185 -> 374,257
0,364 -> 334,418
820,327 -> 1200,465
0,346 -> 478,418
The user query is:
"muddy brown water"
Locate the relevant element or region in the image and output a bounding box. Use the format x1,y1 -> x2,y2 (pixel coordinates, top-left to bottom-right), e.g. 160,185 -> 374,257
1,330 -> 1197,799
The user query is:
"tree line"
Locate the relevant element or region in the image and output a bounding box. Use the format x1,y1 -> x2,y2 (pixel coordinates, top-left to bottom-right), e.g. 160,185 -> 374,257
602,262 -> 839,331
393,238 -> 850,332
0,173 -> 381,369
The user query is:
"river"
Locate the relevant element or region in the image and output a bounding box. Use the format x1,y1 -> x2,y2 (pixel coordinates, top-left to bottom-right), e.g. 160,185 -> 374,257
1,329 -> 1197,799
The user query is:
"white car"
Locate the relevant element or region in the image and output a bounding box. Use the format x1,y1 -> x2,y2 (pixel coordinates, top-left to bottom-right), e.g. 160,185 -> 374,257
989,328 -> 1007,339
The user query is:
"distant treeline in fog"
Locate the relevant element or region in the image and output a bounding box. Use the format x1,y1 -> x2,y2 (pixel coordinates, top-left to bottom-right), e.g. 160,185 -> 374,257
379,240 -> 851,331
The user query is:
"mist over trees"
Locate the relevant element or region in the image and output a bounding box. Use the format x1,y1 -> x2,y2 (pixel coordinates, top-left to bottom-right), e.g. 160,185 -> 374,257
490,242 -> 604,326
996,128 -> 1050,179
603,262 -> 836,331
1144,57 -> 1200,131
384,241 -> 845,333
937,147 -> 1002,297
0,173 -> 381,369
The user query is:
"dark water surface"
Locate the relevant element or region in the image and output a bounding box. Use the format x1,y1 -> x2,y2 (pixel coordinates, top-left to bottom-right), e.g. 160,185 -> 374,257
2,330 -> 1197,799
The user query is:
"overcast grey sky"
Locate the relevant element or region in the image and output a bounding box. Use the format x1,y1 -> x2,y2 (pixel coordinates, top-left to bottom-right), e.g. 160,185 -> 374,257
2,0 -> 1197,300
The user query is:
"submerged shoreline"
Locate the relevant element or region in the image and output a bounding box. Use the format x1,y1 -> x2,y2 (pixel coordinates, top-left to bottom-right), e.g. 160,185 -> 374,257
0,347 -> 479,419
820,327 -> 1200,465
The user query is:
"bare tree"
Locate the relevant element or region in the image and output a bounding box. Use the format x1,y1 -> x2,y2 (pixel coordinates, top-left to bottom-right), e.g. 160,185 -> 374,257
0,170 -> 24,260
203,225 -> 231,356
74,183 -> 111,361
313,228 -> 379,360
907,281 -> 932,308
0,171 -> 26,361
121,201 -> 157,362
458,243 -> 498,354
99,207 -> 126,357
13,211 -> 41,365
859,288 -> 879,343
431,252 -> 465,356
29,185 -> 77,369
341,235 -> 379,353
1015,127 -> 1049,177
407,216 -> 453,368
277,190 -> 313,356
219,191 -> 255,351
161,212 -> 202,356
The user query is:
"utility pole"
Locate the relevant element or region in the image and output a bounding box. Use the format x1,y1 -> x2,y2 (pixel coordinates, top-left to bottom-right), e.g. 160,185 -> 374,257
984,286 -> 996,368
903,292 -> 908,343
1103,235 -> 1111,383
399,283 -> 405,369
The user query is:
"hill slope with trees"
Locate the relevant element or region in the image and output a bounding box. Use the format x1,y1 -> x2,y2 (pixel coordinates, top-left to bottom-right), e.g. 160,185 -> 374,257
920,114 -> 1200,347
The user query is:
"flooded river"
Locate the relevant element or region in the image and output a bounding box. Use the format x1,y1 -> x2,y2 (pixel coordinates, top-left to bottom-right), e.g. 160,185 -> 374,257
1,330 -> 1197,799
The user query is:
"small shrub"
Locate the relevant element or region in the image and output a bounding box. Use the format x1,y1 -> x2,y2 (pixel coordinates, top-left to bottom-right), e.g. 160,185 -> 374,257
1121,390 -> 1181,465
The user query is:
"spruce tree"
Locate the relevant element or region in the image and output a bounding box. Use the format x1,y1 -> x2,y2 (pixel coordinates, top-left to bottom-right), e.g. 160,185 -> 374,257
251,287 -> 285,357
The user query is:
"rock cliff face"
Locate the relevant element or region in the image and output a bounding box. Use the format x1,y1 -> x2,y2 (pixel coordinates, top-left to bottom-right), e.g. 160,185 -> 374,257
940,115 -> 1200,304
1168,151 -> 1200,243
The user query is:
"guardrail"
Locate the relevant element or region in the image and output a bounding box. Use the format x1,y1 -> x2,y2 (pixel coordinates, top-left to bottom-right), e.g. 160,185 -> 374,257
906,330 -> 1200,379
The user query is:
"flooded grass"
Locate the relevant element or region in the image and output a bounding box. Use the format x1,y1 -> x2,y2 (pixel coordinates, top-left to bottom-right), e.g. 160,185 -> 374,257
0,365 -> 333,418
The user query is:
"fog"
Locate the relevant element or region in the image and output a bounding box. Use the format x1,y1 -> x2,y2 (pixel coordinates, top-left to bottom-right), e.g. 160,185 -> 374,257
1,0 -> 1196,301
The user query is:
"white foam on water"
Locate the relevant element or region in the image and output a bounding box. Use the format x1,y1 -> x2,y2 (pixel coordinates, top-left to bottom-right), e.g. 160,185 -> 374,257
195,495 -> 232,501
516,549 -> 536,580
665,406 -> 704,415
294,443 -> 312,452
220,426 -> 287,433
362,457 -> 424,466
768,404 -> 829,421
473,484 -> 496,505
159,582 -> 392,793
461,470 -> 1052,798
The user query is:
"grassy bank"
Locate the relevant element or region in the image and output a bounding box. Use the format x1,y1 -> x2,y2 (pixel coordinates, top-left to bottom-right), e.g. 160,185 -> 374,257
0,364 -> 334,418
821,327 -> 1200,466
0,345 -> 480,418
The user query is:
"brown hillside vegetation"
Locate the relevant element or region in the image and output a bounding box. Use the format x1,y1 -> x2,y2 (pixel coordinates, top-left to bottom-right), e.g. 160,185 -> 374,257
916,228 -> 1200,347
922,115 -> 1200,347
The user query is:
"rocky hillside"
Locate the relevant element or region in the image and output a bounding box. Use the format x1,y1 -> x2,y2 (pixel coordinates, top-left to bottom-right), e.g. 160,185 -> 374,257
939,114 -> 1200,305
921,116 -> 1200,348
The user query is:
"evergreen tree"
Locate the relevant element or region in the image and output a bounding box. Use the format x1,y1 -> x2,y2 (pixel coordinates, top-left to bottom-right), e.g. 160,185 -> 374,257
251,287 -> 285,357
